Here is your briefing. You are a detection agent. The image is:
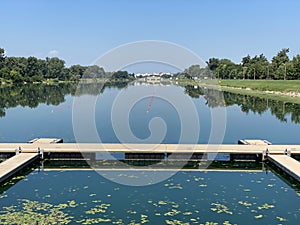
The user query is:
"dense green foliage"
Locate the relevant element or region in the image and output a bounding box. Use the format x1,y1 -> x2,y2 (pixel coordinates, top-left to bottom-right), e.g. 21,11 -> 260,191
176,48 -> 300,80
0,47 -> 111,83
174,64 -> 212,80
2,46 -> 300,82
111,71 -> 135,80
206,48 -> 300,80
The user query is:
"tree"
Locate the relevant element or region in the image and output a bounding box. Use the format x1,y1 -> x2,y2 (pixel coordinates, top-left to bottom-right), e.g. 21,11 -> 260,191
0,48 -> 5,69
240,54 -> 270,80
251,54 -> 269,79
291,55 -> 300,79
184,64 -> 202,77
242,55 -> 251,67
26,56 -> 41,79
69,65 -> 87,80
10,69 -> 23,83
206,58 -> 220,71
272,48 -> 289,67
45,57 -> 65,79
0,67 -> 10,79
271,48 -> 290,79
111,71 -> 134,80
84,65 -> 106,79
214,59 -> 237,79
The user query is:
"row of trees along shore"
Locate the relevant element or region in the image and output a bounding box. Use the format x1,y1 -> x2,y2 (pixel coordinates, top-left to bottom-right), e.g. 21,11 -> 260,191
2,47 -> 300,83
0,48 -> 134,83
174,48 -> 300,80
206,48 -> 300,80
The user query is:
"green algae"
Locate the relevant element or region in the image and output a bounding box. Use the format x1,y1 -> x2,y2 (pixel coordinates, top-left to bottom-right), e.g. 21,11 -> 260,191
0,199 -> 73,225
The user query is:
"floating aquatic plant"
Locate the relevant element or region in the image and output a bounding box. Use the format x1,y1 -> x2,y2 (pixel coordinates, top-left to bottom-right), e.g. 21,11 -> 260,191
238,201 -> 252,207
79,217 -> 111,224
254,214 -> 263,219
164,209 -> 181,217
200,222 -> 218,225
0,199 -> 73,225
85,203 -> 110,214
165,219 -> 189,225
257,203 -> 275,210
210,203 -> 233,215
276,216 -> 287,222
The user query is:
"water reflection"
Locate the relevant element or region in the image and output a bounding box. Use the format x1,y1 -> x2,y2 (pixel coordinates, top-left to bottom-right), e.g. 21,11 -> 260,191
0,83 -> 76,117
185,85 -> 300,124
223,92 -> 300,124
0,82 -> 300,125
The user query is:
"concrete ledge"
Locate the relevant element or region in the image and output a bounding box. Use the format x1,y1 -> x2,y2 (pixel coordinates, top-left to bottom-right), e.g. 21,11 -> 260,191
268,155 -> 300,182
0,153 -> 39,183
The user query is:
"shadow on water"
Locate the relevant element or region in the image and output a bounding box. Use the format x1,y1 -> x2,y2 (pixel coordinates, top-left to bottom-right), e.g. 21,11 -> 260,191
0,161 -> 40,195
265,161 -> 300,191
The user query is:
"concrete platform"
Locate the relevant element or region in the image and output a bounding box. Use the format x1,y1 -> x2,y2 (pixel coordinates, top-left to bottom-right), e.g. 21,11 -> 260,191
28,138 -> 63,144
0,143 -> 300,154
0,153 -> 39,183
268,155 -> 300,182
238,139 -> 272,145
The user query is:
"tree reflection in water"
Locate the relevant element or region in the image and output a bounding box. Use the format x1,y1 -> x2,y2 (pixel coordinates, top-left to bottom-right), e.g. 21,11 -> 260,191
1,82 -> 299,124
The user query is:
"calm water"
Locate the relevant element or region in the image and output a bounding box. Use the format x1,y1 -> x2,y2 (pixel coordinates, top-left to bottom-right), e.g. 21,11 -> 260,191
0,168 -> 300,225
0,82 -> 300,224
0,82 -> 300,144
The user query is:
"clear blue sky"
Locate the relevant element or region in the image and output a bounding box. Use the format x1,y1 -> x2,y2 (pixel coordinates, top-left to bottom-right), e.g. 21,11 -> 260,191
1,0 -> 300,68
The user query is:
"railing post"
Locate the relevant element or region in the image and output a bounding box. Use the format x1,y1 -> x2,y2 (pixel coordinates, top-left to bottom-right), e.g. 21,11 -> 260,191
15,146 -> 22,155
284,149 -> 291,157
37,147 -> 44,159
262,148 -> 269,161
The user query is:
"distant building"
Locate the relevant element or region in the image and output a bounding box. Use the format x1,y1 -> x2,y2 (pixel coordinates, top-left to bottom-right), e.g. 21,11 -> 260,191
134,72 -> 173,78
146,75 -> 161,82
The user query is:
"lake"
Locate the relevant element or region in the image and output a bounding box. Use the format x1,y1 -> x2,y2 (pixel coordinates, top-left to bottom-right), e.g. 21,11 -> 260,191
0,81 -> 300,224
1,82 -> 300,144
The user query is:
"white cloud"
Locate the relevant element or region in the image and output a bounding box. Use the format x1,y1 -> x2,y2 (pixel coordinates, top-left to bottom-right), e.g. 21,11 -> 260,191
47,50 -> 59,57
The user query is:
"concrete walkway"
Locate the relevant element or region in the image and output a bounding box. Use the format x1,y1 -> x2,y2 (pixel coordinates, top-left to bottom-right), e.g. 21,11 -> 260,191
268,155 -> 300,182
0,153 -> 39,183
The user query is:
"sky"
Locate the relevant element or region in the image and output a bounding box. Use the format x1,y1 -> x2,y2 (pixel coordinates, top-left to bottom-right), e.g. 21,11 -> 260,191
1,0 -> 300,72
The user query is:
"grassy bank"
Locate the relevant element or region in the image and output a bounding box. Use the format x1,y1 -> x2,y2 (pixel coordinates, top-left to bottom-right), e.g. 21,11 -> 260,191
219,80 -> 300,93
220,85 -> 300,104
196,79 -> 300,104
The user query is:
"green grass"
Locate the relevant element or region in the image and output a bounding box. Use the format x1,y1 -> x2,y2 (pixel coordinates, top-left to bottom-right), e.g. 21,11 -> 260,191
220,86 -> 300,104
196,79 -> 300,104
219,80 -> 300,92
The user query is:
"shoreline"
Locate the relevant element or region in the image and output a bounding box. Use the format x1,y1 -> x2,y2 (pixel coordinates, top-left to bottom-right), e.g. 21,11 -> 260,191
221,85 -> 300,98
196,79 -> 300,103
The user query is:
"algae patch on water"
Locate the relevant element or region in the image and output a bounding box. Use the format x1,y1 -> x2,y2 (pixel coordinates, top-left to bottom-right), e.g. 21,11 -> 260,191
0,199 -> 73,225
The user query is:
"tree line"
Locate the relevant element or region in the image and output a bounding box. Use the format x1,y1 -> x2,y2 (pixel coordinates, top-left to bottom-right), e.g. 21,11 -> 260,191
0,47 -> 134,83
2,47 -> 300,82
207,48 -> 300,80
173,48 -> 300,80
